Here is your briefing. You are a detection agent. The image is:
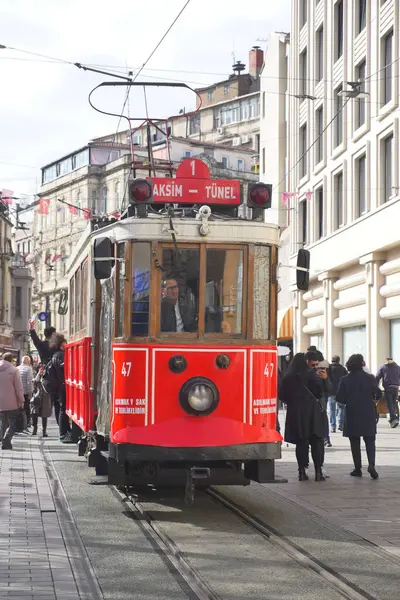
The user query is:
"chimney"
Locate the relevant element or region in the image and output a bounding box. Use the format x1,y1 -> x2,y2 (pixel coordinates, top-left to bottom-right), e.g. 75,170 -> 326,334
249,46 -> 264,78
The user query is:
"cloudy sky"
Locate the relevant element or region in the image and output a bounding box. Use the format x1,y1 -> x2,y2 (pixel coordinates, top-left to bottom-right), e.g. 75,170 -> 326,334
0,0 -> 290,201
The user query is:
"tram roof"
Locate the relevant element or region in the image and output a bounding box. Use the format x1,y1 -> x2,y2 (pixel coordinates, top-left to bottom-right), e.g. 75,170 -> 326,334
66,215 -> 280,275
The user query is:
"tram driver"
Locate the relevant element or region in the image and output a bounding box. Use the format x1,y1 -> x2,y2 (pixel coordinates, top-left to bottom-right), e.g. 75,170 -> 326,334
161,277 -> 196,333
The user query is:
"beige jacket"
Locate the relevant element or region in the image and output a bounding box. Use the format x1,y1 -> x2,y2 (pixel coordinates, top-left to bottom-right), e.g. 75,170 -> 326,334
0,360 -> 25,412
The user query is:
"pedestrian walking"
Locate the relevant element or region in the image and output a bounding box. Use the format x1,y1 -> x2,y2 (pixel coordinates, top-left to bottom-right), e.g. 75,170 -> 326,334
328,355 -> 347,433
30,365 -> 52,437
376,358 -> 400,428
44,333 -> 73,443
28,320 -> 60,422
0,353 -> 25,450
17,356 -> 34,429
280,353 -> 327,482
336,354 -> 381,479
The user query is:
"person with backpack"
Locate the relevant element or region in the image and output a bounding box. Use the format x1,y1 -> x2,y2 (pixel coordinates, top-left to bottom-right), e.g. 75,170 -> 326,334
43,333 -> 73,443
376,358 -> 400,428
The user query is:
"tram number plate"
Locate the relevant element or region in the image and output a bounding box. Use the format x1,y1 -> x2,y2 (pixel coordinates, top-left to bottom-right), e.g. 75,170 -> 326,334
121,362 -> 132,377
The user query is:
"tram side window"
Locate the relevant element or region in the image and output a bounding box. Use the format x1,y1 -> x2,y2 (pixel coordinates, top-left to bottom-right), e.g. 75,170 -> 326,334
205,249 -> 244,334
160,248 -> 200,333
81,259 -> 88,331
132,243 -> 151,336
115,244 -> 125,338
253,245 -> 270,340
75,269 -> 81,334
70,277 -> 75,335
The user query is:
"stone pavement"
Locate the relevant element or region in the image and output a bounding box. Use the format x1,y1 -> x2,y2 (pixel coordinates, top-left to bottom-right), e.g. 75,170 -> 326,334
0,427 -> 103,600
272,414 -> 400,559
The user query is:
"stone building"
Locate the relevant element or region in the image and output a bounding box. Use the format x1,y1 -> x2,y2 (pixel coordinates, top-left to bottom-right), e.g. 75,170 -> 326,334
286,0 -> 399,372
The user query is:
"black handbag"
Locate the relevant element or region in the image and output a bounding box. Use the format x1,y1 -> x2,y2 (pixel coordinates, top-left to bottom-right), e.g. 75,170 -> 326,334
303,385 -> 326,413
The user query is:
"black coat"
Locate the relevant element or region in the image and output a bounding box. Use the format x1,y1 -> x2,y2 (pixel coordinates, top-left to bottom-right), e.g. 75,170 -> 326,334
161,300 -> 196,333
329,362 -> 348,395
336,370 -> 382,438
30,330 -> 56,364
280,371 -> 326,444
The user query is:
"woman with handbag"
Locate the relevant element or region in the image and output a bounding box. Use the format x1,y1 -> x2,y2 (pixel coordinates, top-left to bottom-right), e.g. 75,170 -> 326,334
30,365 -> 52,437
336,354 -> 381,479
280,353 -> 327,482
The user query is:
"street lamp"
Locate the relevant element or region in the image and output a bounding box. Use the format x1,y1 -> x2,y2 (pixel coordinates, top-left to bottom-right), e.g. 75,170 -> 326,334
337,81 -> 369,99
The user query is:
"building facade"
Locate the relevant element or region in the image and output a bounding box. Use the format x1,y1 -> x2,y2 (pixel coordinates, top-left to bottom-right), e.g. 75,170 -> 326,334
287,0 -> 399,372
0,205 -> 14,353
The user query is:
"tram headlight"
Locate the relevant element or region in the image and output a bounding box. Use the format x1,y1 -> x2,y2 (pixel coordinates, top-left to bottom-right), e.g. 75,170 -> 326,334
169,355 -> 187,374
179,377 -> 219,416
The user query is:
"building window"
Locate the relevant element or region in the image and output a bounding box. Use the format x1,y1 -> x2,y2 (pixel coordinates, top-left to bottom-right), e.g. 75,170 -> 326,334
221,156 -> 229,169
316,27 -> 324,82
300,200 -> 308,244
356,154 -> 367,217
207,90 -> 213,101
355,60 -> 366,129
334,85 -> 343,147
237,159 -> 244,171
334,171 -> 344,229
189,112 -> 201,135
383,134 -> 393,202
15,287 -> 22,318
184,150 -> 191,158
299,49 -> 307,96
300,124 -> 307,178
262,92 -> 266,118
101,186 -> 108,214
315,107 -> 323,165
224,85 -> 229,95
382,30 -> 393,106
335,0 -> 344,60
357,0 -> 367,34
300,0 -> 307,27
316,187 -> 324,240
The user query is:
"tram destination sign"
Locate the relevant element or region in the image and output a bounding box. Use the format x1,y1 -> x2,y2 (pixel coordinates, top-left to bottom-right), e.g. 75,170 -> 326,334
149,177 -> 241,205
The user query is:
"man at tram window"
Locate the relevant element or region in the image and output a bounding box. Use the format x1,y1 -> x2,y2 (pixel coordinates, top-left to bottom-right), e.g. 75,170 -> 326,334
161,277 -> 196,333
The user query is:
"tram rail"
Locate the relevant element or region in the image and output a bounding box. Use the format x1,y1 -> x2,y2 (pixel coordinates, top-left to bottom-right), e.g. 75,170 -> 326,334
112,484 -> 379,600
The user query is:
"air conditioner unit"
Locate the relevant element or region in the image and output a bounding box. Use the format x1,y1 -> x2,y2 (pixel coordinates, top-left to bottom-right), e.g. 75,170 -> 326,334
232,137 -> 241,147
216,127 -> 225,135
241,135 -> 250,144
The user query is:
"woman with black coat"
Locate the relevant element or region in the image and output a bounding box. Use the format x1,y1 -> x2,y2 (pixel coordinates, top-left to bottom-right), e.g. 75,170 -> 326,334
279,353 -> 327,482
336,353 -> 381,479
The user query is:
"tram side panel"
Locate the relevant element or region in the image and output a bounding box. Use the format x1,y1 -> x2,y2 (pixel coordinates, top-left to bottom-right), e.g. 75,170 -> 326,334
65,338 -> 94,432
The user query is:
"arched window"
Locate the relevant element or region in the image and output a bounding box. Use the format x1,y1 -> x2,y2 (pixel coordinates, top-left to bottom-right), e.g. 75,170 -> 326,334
102,186 -> 108,214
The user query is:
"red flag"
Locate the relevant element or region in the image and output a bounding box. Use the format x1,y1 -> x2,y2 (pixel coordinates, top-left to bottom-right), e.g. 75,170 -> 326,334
110,211 -> 120,219
1,189 -> 13,204
37,198 -> 50,215
83,208 -> 92,220
304,192 -> 313,201
52,254 -> 62,262
68,204 -> 79,215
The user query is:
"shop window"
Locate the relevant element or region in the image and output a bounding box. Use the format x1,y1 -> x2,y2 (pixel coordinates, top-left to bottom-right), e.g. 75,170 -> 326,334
342,326 -> 367,363
390,319 -> 400,361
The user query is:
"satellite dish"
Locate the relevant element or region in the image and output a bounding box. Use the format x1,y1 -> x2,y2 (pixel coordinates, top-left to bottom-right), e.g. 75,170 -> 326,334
277,346 -> 291,357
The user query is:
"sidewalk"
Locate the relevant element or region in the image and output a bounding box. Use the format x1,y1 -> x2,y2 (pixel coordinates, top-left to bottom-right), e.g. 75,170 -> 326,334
272,415 -> 400,558
0,426 -> 103,600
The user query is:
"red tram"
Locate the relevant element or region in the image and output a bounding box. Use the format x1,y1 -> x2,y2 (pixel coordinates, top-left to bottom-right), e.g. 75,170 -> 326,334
63,158 -> 301,499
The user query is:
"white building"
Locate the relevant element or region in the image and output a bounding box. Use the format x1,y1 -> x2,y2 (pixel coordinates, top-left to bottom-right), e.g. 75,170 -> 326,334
259,33 -> 292,353
286,0 -> 399,372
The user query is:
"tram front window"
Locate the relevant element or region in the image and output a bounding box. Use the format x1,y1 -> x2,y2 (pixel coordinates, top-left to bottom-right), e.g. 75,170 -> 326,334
205,249 -> 244,334
161,248 -> 199,333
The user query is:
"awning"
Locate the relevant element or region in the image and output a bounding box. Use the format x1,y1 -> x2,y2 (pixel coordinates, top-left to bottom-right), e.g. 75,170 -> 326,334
278,306 -> 293,340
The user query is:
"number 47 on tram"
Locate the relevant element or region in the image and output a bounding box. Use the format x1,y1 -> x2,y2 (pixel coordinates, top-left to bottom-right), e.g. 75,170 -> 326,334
62,159 -> 310,500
